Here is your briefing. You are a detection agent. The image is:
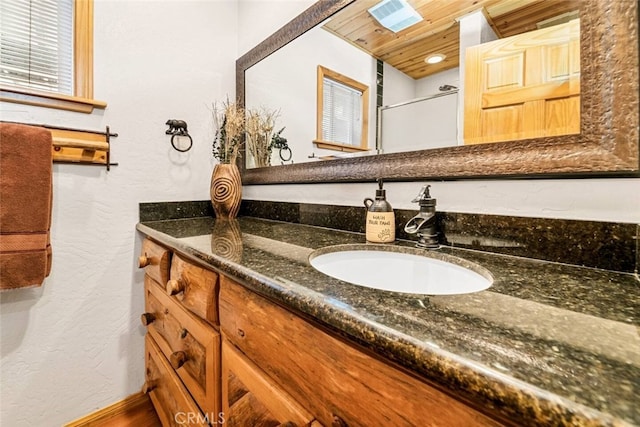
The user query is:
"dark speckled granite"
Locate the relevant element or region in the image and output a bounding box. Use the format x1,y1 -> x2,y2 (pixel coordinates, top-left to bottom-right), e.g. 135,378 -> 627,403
139,200 -> 214,222
240,200 -> 638,273
637,224 -> 639,275
438,212 -> 637,274
137,216 -> 640,427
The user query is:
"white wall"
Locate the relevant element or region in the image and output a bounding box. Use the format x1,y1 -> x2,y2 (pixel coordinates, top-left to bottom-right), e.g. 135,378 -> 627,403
415,67 -> 459,97
238,0 -> 315,56
0,1 -> 237,426
241,3 -> 640,223
246,25 -> 376,164
382,68 -> 460,153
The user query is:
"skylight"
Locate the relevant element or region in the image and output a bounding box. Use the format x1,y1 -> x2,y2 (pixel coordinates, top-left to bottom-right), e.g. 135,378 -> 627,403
368,0 -> 423,33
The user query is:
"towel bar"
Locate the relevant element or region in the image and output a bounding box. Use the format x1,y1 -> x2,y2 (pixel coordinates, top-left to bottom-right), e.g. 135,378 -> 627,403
0,121 -> 118,171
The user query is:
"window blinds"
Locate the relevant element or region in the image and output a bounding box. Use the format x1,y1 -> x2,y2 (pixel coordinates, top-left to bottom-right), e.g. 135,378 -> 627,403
322,77 -> 363,146
0,0 -> 73,94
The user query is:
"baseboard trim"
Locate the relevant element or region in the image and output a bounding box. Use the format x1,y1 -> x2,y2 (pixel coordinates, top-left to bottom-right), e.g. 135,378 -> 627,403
64,392 -> 151,427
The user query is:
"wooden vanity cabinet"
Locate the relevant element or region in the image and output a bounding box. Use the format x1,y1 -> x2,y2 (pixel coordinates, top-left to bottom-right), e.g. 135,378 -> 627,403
219,275 -> 503,427
140,238 -> 222,426
139,236 -> 504,426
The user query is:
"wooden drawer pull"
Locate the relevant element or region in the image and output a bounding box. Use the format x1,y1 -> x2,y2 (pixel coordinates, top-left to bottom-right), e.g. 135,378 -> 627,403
140,312 -> 155,326
138,255 -> 151,268
166,279 -> 185,296
141,380 -> 156,394
169,351 -> 188,369
331,414 -> 348,427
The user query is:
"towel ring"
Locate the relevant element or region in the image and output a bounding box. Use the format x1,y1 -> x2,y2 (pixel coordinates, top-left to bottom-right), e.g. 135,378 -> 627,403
171,133 -> 193,152
279,146 -> 292,162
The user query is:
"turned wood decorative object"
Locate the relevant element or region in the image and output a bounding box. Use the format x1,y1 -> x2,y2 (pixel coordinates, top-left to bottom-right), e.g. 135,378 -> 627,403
210,163 -> 242,219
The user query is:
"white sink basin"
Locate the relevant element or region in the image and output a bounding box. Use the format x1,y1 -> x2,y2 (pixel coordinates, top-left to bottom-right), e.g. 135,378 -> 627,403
309,245 -> 492,295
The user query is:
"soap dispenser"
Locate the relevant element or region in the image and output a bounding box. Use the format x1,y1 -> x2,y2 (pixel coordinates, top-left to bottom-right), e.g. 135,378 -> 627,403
364,179 -> 395,243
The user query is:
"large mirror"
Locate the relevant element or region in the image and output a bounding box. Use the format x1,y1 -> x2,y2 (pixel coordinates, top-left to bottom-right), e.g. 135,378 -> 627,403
237,0 -> 638,184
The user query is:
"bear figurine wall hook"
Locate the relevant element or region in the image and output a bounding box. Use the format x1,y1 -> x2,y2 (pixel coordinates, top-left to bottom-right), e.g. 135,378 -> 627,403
165,119 -> 193,152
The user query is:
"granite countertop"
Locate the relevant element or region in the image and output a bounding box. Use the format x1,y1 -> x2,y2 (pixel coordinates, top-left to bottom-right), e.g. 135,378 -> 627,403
137,216 -> 640,427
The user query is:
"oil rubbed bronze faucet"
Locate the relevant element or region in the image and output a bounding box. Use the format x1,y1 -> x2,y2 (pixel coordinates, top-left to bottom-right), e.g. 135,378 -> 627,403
404,185 -> 439,248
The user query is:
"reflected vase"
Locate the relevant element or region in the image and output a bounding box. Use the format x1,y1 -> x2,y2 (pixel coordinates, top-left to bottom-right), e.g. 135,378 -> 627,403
211,219 -> 243,263
210,163 -> 242,219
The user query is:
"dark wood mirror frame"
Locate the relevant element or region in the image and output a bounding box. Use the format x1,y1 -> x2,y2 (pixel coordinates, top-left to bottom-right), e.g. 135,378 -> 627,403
237,0 -> 638,184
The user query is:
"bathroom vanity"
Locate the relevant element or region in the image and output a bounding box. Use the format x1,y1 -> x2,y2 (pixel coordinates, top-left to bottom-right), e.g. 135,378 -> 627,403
137,214 -> 638,426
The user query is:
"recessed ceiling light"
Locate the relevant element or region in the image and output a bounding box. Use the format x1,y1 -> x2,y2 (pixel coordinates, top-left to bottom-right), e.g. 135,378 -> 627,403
425,54 -> 446,64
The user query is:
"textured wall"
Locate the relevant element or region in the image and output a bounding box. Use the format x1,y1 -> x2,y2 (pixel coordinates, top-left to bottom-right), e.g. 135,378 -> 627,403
0,1 -> 237,425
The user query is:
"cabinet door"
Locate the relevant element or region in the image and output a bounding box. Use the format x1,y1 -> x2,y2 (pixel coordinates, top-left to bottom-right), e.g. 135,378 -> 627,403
220,276 -> 502,427
144,276 -> 221,418
222,338 -> 318,427
145,336 -> 209,427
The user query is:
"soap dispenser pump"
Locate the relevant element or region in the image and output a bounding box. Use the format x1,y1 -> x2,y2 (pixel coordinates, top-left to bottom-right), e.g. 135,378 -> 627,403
364,179 -> 395,243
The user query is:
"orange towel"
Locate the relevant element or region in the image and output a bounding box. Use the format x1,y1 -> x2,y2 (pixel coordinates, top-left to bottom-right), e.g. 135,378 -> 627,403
0,123 -> 53,289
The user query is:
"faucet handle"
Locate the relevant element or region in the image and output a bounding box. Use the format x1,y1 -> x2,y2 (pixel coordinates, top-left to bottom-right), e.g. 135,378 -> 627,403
411,185 -> 431,203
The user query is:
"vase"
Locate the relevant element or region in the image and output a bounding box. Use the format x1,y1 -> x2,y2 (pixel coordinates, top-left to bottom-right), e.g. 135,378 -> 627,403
211,219 -> 243,263
210,163 -> 242,219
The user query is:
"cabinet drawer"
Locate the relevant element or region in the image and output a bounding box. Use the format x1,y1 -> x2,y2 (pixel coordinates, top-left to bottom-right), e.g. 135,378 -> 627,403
222,338 -> 318,427
167,253 -> 219,326
139,238 -> 171,285
143,276 -> 221,418
145,335 -> 208,427
219,276 -> 502,427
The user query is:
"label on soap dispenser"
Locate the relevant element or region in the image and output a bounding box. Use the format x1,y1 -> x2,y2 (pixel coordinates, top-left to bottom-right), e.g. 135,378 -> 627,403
366,211 -> 395,243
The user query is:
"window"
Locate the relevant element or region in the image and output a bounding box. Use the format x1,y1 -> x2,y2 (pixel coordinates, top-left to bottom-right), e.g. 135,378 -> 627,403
315,65 -> 369,152
0,0 -> 105,113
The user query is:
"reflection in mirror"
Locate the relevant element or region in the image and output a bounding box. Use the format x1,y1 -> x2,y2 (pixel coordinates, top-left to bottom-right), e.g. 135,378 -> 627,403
244,19 -> 376,167
315,65 -> 370,156
245,0 -> 582,168
238,0 -> 638,183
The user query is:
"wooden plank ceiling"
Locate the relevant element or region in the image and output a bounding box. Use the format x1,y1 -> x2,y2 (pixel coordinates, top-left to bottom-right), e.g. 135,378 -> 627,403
323,0 -> 582,79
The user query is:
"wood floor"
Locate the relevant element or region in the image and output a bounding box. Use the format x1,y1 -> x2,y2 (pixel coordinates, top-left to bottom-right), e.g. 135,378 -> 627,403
65,393 -> 161,427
